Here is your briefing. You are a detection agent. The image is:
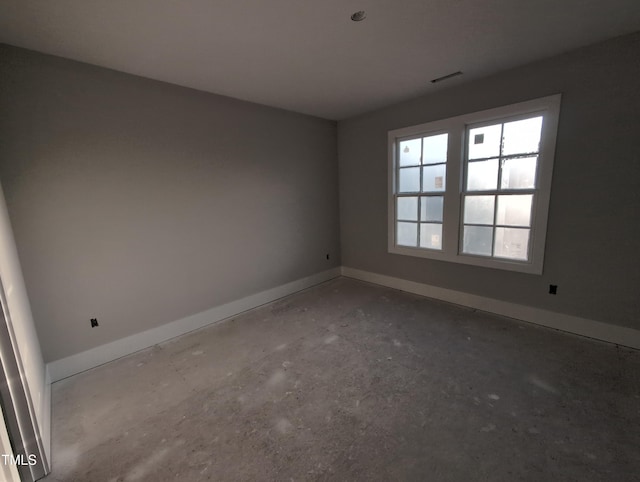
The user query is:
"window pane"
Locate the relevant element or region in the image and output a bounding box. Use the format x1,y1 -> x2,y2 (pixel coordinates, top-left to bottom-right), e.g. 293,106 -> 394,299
463,195 -> 495,225
397,222 -> 418,247
468,124 -> 501,160
423,133 -> 448,165
501,157 -> 537,189
420,223 -> 442,250
502,117 -> 542,156
398,167 -> 420,192
467,158 -> 498,191
422,164 -> 446,192
494,227 -> 530,260
421,196 -> 443,222
463,225 -> 493,256
496,194 -> 532,227
397,197 -> 418,221
399,138 -> 421,166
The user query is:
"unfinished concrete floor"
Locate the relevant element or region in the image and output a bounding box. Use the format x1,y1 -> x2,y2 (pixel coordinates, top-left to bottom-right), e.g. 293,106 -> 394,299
44,277 -> 639,481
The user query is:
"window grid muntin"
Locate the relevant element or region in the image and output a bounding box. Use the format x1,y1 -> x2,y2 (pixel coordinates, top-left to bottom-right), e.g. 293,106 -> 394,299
461,113 -> 542,261
395,132 -> 447,251
388,95 -> 560,275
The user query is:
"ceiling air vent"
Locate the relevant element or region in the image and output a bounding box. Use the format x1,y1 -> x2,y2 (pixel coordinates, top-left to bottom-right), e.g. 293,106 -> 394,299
431,71 -> 463,83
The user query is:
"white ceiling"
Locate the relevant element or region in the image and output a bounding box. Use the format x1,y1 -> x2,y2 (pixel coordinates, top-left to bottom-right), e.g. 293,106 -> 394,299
1,0 -> 639,120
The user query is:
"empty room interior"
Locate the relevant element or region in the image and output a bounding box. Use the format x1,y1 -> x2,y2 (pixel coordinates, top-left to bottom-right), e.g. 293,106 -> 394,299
0,1 -> 639,481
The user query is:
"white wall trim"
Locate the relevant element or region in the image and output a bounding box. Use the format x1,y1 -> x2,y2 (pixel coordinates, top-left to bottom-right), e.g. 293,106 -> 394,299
341,266 -> 640,350
48,268 -> 341,382
41,365 -> 51,471
48,264 -> 638,383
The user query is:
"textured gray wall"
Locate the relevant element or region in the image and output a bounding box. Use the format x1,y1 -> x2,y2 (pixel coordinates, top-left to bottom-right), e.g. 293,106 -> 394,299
0,45 -> 340,362
338,32 -> 640,330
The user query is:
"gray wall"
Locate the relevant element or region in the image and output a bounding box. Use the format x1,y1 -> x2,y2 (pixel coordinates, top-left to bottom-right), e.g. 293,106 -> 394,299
0,45 -> 340,362
338,32 -> 640,331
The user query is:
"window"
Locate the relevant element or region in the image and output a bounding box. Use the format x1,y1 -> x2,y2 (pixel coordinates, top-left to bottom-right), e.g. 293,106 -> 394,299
396,133 -> 448,250
388,95 -> 561,274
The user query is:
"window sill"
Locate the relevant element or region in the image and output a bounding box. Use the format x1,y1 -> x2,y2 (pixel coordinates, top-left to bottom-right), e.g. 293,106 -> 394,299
388,244 -> 544,274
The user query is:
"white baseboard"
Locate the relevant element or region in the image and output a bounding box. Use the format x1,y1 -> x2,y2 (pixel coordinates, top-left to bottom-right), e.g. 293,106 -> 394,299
47,268 -> 341,382
341,266 -> 640,350
48,265 -> 638,383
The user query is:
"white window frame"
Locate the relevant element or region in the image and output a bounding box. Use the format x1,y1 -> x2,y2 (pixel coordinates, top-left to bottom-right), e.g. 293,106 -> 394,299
388,94 -> 561,275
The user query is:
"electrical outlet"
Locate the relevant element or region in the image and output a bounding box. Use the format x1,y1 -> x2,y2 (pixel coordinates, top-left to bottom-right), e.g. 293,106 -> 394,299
326,253 -> 330,260
90,318 -> 99,327
549,285 -> 557,295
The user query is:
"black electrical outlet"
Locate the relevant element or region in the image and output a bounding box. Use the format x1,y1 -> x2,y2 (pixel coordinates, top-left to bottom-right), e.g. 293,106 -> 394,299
549,285 -> 557,295
90,318 -> 99,327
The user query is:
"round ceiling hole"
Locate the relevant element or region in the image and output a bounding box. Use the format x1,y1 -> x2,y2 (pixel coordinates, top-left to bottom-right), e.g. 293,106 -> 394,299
351,11 -> 366,22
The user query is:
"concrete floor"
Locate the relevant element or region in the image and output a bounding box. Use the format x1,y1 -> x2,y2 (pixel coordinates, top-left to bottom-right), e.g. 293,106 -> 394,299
44,277 -> 639,481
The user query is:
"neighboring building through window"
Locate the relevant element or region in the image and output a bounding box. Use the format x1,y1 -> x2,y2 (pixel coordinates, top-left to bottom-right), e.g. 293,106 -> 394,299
388,95 -> 561,274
